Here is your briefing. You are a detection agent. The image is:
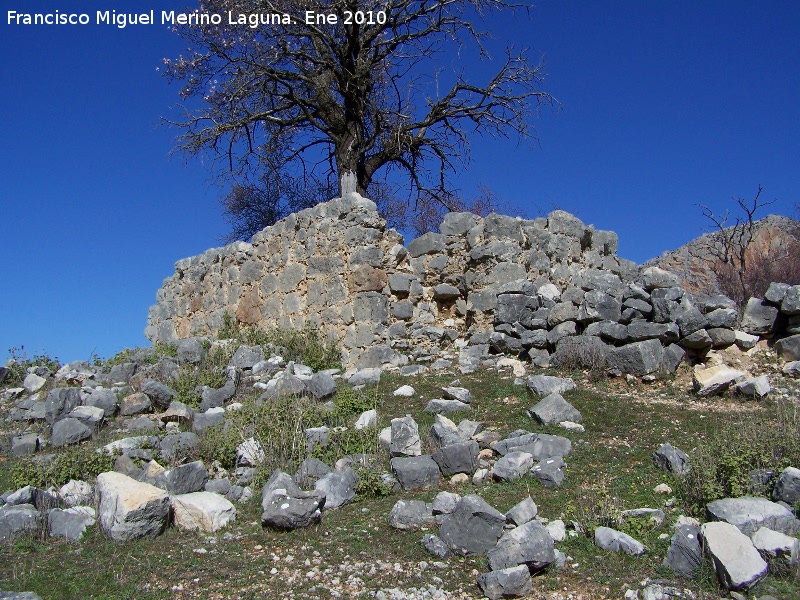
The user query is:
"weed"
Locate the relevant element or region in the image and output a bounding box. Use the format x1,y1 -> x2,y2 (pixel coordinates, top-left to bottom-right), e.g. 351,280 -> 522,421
5,346 -> 61,385
12,445 -> 115,489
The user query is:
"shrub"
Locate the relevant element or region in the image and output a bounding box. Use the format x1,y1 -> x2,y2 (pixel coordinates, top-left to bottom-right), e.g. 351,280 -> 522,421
254,324 -> 342,372
12,446 -> 115,489
172,346 -> 233,408
5,346 -> 61,386
311,426 -> 381,466
679,399 -> 800,515
332,385 -> 377,419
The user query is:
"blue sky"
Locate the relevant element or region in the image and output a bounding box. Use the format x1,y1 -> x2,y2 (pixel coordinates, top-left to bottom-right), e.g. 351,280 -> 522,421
1,1 -> 799,364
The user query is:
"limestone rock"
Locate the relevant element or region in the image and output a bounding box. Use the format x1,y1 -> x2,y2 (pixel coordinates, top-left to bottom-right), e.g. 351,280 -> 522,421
652,443 -> 691,476
477,565 -> 532,600
171,491 -> 236,533
439,494 -> 506,556
706,496 -> 800,537
594,526 -> 646,555
700,521 -> 767,591
487,520 -> 556,571
527,392 -> 582,425
96,472 -> 170,542
692,364 -> 745,396
387,500 -> 435,531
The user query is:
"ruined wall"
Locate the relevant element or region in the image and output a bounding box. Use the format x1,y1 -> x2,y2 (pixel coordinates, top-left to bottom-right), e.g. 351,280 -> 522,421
145,193 -> 636,367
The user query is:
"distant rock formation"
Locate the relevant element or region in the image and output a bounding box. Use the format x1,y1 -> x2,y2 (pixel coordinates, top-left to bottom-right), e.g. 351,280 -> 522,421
645,214 -> 800,297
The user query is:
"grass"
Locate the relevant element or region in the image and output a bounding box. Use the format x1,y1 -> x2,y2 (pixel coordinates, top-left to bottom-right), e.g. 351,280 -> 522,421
2,360 -> 799,598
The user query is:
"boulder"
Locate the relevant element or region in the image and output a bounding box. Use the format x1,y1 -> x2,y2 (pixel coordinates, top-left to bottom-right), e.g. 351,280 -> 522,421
607,339 -> 663,376
390,416 -> 421,457
157,461 -> 209,495
314,469 -> 358,509
505,496 -> 538,526
492,451 -> 534,482
706,496 -> 800,537
85,388 -> 119,416
96,472 -> 170,542
171,492 -> 236,533
59,480 -> 93,507
119,392 -> 152,416
739,298 -> 778,335
764,282 -> 791,305
47,506 -> 96,541
441,386 -> 473,404
432,441 -> 479,476
176,338 -> 207,364
487,520 -> 556,571
527,392 -> 582,425
141,379 -> 176,409
780,285 -> 800,315
308,372 -> 337,400
159,432 -> 200,463
424,399 -> 471,414
775,334 -> 800,361
439,495 -> 506,556
0,504 -> 41,544
652,443 -> 690,476
663,524 -> 702,578
235,437 -> 266,467
348,367 -> 382,386
200,371 -> 238,409
391,455 -> 440,491
525,375 -> 575,396
750,526 -> 799,567
11,433 -> 40,457
734,375 -> 770,399
773,466 -> 800,505
295,458 -> 331,488
700,521 -> 767,591
421,533 -> 452,559
51,417 -> 92,447
531,457 -> 566,488
594,526 -> 646,555
477,565 -> 532,600
692,365 -> 745,397
387,500 -> 436,530
229,345 -> 264,369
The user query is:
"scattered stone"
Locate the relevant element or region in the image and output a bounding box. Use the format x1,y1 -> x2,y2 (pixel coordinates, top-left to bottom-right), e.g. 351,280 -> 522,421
160,432 -> 200,463
607,339 -> 663,376
424,399 -> 470,414
141,379 -> 176,409
477,565 -> 532,600
314,469 -> 357,509
488,520 -> 556,571
51,418 -> 92,447
421,533 -> 452,559
740,298 -> 779,335
354,409 -> 377,430
432,441 -> 479,476
546,519 -> 567,542
783,361 -> 800,377
692,364 -> 745,396
308,371 -> 338,400
348,368 -> 382,386
531,457 -> 566,488
706,496 -> 800,537
619,508 -> 665,526
119,392 -> 152,416
439,495 -> 506,556
700,521 -> 767,591
59,480 -> 93,507
505,496 -> 538,526
295,457 -> 331,488
652,443 -> 690,476
47,506 -> 96,541
527,392 -> 582,425
393,385 -> 415,397
235,437 -> 266,467
0,504 -> 42,544
526,375 -> 575,396
391,455 -> 441,491
431,491 -> 461,517
387,500 -> 435,530
734,330 -> 760,350
750,526 -> 799,567
734,375 -> 770,399
10,434 -> 39,457
492,451 -> 534,482
390,416 -> 421,457
773,466 -> 800,505
663,523 -> 702,578
653,483 -> 673,495
594,526 -> 646,555
775,334 -> 800,361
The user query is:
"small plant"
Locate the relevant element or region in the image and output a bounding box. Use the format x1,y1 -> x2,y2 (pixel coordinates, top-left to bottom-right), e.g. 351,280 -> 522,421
217,311 -> 241,340
12,446 -> 115,489
332,385 -> 377,418
4,346 -> 61,386
354,466 -> 393,498
311,426 -> 380,466
153,342 -> 178,358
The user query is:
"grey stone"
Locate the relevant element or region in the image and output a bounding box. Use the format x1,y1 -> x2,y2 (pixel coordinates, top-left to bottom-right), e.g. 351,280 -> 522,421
708,327 -> 737,348
660,343 -> 686,374
192,408 -> 225,435
495,294 -> 537,326
85,388 -> 119,416
10,434 -> 39,457
751,526 -> 800,567
441,212 -> 481,236
552,335 -> 608,369
162,400 -> 195,423
431,491 -> 461,516
157,461 -> 209,495
356,345 -> 405,369
141,379 -> 176,409
432,440 -> 479,476
775,334 -> 800,360
44,387 -> 81,424
295,457 -> 332,488
515,433 -> 572,461
107,361 -> 137,384
430,414 -> 463,448
439,494 -> 506,556
782,360 -> 800,376
348,367 -> 382,386
607,339 -> 663,376
236,437 -> 266,467
663,524 -> 702,578
390,455 -> 440,490
119,392 -> 152,416
640,266 -> 680,291
388,273 -> 413,294
200,371 -> 238,409
706,307 -> 739,329
527,392 -> 582,425
626,321 -> 679,343
773,466 -> 800,505
433,284 -> 461,300
734,375 -> 770,399
652,443 -> 690,476
177,338 -> 207,364
408,232 -> 446,257
391,302 -> 414,320
505,496 -> 538,526
421,533 -> 452,558
693,365 -> 745,396
66,405 -> 104,428
594,526 -> 646,555
764,282 -> 791,305
492,451 -> 534,481
700,521 -> 767,591
229,345 -> 265,369
487,520 -> 556,571
314,469 -> 357,509
171,491 -> 236,533
22,373 -> 47,393
0,504 -> 42,544
258,373 -> 307,401
441,386 -> 473,404
0,592 -> 42,600
51,418 -> 92,447
260,492 -> 324,530
205,478 -> 232,495
159,432 -> 200,463
781,285 -> 800,315
48,506 -> 95,541
424,399 -> 471,414
477,565 -> 532,600
526,375 -> 575,396
308,372 -> 338,400
578,290 -> 622,323
390,416 -> 421,457
740,298 -> 779,335
706,496 -> 800,537
387,500 -> 435,530
531,456 -> 566,488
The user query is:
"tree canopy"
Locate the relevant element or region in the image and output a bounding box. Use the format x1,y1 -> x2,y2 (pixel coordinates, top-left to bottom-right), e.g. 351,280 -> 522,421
164,0 -> 554,234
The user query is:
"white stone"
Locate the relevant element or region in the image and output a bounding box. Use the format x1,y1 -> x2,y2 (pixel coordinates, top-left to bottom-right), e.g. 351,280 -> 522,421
354,409 -> 377,430
236,437 -> 266,466
23,373 -> 47,393
59,479 -> 93,507
559,421 -> 585,432
701,521 -> 767,591
546,519 -> 567,542
393,385 -> 415,397
692,364 -> 746,396
496,358 -> 526,377
751,526 -> 799,565
734,330 -> 759,350
171,491 -> 236,533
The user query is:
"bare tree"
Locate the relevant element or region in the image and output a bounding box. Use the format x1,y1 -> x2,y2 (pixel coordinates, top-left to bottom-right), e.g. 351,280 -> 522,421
163,0 -> 555,221
698,186 -> 800,304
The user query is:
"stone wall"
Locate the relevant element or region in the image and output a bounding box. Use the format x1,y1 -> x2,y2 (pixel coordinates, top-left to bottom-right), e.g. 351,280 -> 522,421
146,193 -> 637,367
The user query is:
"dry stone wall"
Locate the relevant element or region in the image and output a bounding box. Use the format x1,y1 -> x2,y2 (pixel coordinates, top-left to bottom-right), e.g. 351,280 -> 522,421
146,194 -> 636,367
